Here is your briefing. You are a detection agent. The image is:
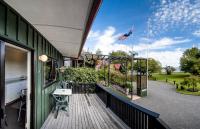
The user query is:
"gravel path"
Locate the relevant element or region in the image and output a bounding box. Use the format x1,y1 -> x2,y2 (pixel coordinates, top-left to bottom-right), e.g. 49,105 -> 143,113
133,81 -> 200,129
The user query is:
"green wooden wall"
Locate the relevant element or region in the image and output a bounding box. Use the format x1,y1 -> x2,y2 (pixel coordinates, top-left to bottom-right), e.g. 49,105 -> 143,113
0,1 -> 64,129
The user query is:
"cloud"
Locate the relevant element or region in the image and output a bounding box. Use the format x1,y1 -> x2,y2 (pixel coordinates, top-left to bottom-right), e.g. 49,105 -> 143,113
85,26 -> 123,54
88,30 -> 100,38
133,37 -> 190,51
148,0 -> 200,36
85,26 -> 189,67
193,30 -> 200,37
148,48 -> 184,67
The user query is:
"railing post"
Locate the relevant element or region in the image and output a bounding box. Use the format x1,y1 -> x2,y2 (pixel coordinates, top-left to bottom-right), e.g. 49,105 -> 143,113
106,92 -> 110,108
148,116 -> 155,129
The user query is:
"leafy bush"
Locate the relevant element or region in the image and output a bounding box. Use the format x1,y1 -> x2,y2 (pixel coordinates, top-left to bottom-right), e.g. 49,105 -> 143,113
98,69 -> 107,81
180,76 -> 200,92
109,71 -> 135,89
63,67 -> 98,83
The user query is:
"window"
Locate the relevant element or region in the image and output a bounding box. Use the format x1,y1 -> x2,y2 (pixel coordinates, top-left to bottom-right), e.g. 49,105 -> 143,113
44,57 -> 58,86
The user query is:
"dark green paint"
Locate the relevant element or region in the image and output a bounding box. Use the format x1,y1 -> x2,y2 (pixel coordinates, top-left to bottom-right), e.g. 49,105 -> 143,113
0,3 -> 5,35
0,1 -> 63,129
7,10 -> 17,40
19,18 -> 28,44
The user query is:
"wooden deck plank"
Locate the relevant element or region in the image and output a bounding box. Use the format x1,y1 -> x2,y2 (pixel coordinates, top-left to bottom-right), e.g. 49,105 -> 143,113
40,94 -> 129,129
89,94 -> 119,129
82,94 -> 96,129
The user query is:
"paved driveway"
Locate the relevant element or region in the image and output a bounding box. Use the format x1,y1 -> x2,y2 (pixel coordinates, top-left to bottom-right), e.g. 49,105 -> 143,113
134,81 -> 200,129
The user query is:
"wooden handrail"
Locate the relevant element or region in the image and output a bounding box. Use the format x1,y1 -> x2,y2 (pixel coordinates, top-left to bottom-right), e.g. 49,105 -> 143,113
96,84 -> 159,118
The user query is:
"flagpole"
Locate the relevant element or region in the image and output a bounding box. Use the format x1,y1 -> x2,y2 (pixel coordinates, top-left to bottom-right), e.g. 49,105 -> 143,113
146,22 -> 150,95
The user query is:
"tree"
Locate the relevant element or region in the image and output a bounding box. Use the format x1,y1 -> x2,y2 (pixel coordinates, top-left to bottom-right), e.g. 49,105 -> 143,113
180,47 -> 200,75
181,77 -> 199,92
109,50 -> 129,63
109,50 -> 128,57
132,58 -> 162,76
95,48 -> 102,55
148,58 -> 162,75
164,66 -> 176,75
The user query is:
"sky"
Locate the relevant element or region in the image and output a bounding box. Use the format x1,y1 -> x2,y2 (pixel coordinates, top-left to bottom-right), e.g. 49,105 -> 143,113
84,0 -> 200,67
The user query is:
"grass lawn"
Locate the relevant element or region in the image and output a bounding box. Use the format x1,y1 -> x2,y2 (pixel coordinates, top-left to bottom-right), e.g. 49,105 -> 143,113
152,72 -> 191,84
152,72 -> 200,96
176,88 -> 200,96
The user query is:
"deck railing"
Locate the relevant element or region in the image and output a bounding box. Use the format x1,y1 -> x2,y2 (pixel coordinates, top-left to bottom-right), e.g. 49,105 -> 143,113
70,83 -> 170,129
71,83 -> 96,94
95,84 -> 171,129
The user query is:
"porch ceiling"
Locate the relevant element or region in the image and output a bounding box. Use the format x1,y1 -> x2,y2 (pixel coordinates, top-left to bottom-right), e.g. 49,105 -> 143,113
3,0 -> 101,58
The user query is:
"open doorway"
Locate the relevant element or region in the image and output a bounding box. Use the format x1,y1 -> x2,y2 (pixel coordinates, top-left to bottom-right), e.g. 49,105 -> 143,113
2,43 -> 32,129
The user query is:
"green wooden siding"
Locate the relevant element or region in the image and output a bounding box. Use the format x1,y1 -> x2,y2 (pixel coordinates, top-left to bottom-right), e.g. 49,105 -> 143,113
19,18 -> 28,44
28,26 -> 33,48
7,10 -> 17,40
0,3 -> 6,35
0,1 -> 64,129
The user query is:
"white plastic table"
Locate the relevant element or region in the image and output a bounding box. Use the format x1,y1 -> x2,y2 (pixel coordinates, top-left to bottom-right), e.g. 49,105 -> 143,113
53,89 -> 72,96
52,89 -> 72,118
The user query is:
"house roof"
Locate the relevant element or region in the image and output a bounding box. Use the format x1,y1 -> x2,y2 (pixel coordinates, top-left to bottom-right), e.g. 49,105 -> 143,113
3,0 -> 102,58
114,64 -> 121,70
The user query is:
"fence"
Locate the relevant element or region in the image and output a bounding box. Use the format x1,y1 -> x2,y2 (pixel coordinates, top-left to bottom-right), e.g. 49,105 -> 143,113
95,84 -> 171,129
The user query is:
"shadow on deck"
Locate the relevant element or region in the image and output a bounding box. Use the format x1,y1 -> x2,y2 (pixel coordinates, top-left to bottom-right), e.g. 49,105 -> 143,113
41,94 -> 129,129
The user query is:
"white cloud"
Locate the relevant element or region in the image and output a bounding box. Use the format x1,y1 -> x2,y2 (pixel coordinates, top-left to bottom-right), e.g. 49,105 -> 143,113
133,37 -> 190,51
88,30 -> 100,38
148,0 -> 200,36
85,26 -> 189,67
147,49 -> 184,67
193,30 -> 200,37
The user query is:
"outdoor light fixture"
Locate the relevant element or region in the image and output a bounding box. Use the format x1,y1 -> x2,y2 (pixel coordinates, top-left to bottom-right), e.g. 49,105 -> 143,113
59,66 -> 66,73
39,54 -> 48,62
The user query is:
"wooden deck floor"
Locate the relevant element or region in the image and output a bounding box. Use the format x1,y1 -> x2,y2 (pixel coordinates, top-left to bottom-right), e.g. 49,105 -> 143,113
41,94 -> 129,129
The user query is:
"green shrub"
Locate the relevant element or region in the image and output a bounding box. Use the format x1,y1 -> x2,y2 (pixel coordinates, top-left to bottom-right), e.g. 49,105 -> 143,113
180,76 -> 200,92
180,85 -> 185,90
98,69 -> 107,81
187,88 -> 199,92
63,67 -> 98,83
176,83 -> 179,89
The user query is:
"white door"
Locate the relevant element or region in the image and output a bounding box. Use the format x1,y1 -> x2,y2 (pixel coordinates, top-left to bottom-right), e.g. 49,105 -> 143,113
5,43 -> 32,129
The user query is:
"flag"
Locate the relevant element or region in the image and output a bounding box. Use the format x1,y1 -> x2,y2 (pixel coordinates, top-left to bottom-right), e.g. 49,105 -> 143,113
118,29 -> 133,40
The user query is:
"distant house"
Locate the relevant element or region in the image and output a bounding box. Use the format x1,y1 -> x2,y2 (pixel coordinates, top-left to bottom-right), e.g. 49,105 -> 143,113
114,64 -> 121,70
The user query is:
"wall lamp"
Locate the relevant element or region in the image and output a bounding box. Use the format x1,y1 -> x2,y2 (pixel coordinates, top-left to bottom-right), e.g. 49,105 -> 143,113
39,54 -> 48,62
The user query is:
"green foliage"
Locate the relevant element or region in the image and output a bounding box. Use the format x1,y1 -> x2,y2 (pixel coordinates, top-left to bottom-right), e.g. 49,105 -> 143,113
109,50 -> 128,57
110,70 -> 136,89
179,76 -> 200,92
109,50 -> 129,64
119,63 -> 127,74
180,47 -> 200,75
63,67 -> 98,83
98,68 -> 107,81
164,66 -> 176,75
148,58 -> 162,74
132,58 -> 162,75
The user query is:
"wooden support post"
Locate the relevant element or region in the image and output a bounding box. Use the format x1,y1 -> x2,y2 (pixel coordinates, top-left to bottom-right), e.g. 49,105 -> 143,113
125,59 -> 128,95
125,59 -> 128,86
104,60 -> 106,83
83,54 -> 85,67
131,57 -> 133,99
106,93 -> 110,108
148,116 -> 156,129
108,58 -> 110,87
